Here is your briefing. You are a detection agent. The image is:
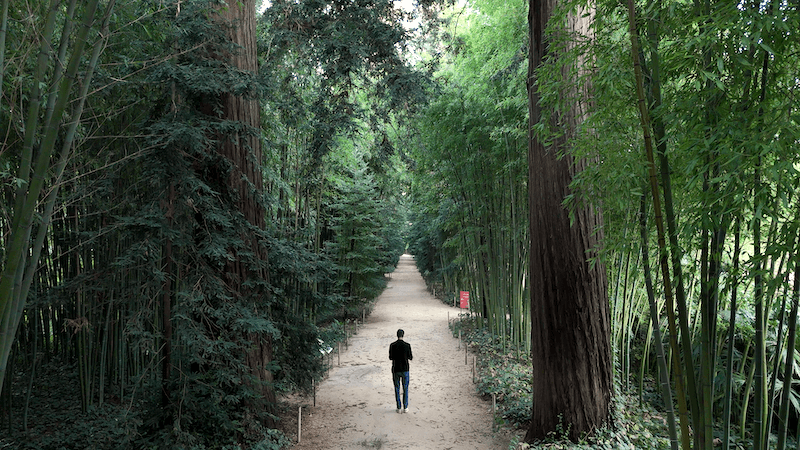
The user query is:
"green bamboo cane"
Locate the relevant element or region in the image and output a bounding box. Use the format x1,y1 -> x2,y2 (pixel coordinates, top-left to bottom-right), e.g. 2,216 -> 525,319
9,0 -> 58,228
767,282 -> 790,432
722,218 -> 741,449
0,0 -> 59,391
0,0 -> 9,110
21,0 -> 118,321
638,0 -> 704,431
764,222 -> 797,436
639,193 -> 679,450
42,0 -> 79,130
753,27 -> 773,446
622,248 -> 635,392
753,157 -> 766,450
625,0 -> 691,447
776,249 -> 800,450
0,0 -> 105,390
638,316 -> 653,405
646,8 -> 703,440
739,340 -> 755,438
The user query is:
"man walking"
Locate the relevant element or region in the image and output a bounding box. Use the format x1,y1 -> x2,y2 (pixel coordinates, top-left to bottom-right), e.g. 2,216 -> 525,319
389,329 -> 413,413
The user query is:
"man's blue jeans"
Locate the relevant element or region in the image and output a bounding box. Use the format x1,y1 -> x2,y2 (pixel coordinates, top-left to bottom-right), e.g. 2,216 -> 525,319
393,371 -> 409,409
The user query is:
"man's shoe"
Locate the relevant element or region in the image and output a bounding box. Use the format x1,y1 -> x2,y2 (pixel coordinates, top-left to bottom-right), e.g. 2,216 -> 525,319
403,408 -> 409,413
396,408 -> 401,413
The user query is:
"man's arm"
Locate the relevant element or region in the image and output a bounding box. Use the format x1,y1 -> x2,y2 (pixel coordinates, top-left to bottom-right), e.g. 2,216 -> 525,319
407,343 -> 412,361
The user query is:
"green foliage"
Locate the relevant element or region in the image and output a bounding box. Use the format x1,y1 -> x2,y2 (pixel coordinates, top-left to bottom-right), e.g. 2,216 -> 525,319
459,317 -> 675,450
413,0 -> 800,445
407,0 -> 529,352
12,0 -> 800,447
101,1 -> 279,445
324,149 -> 395,301
457,319 -> 532,427
259,0 -> 417,339
272,315 -> 328,393
4,0 -> 412,448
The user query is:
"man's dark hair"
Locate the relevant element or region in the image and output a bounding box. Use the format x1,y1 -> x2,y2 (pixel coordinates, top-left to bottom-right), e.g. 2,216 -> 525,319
397,329 -> 404,338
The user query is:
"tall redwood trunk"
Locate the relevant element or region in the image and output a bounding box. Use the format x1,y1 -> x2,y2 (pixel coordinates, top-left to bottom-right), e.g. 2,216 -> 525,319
526,0 -> 612,442
217,0 -> 276,416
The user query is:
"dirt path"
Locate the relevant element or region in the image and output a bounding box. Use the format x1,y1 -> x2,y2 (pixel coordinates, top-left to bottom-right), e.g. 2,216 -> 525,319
290,254 -> 509,449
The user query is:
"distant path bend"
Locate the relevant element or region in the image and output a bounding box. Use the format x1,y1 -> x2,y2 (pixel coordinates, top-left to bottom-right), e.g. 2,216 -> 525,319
291,254 -> 506,449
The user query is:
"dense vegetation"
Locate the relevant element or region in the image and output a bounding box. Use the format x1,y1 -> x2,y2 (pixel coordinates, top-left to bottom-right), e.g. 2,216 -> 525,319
1,0 -> 413,448
2,0 -> 799,449
410,0 -> 800,448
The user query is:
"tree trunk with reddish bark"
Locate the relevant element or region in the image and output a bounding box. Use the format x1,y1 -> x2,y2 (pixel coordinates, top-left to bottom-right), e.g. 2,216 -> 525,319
217,0 -> 276,418
525,0 -> 612,442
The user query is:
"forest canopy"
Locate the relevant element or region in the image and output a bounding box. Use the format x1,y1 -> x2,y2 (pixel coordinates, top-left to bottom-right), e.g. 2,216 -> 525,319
1,0 -> 800,448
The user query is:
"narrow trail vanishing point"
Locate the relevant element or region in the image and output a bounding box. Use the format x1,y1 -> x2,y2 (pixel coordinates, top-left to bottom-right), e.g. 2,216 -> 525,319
290,254 -> 509,449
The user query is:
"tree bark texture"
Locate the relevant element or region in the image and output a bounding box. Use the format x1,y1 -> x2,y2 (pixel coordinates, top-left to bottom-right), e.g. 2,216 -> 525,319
217,0 -> 276,412
526,0 -> 612,442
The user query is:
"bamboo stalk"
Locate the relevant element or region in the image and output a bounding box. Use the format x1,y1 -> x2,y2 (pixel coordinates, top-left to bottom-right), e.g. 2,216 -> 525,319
22,307 -> 38,432
644,0 -> 702,433
0,0 -> 59,392
0,0 -> 10,109
625,1 -> 691,447
639,194 -> 679,450
753,161 -> 766,450
776,248 -> 800,450
0,0 -> 114,391
722,219 -> 741,449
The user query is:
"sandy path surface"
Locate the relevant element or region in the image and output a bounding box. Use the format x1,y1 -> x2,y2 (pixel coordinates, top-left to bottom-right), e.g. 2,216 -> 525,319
291,254 -> 508,449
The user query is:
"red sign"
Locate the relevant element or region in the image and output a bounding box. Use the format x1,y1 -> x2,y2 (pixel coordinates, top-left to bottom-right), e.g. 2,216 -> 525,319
459,291 -> 469,309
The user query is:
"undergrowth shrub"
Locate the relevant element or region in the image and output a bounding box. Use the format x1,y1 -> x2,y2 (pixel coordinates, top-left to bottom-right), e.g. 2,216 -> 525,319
453,316 -> 533,428
453,314 -> 678,449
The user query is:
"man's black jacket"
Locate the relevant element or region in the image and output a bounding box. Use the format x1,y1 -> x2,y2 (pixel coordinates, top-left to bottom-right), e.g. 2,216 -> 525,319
389,339 -> 413,373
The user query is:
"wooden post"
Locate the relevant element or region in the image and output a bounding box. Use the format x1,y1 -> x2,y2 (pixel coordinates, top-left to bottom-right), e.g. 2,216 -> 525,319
465,343 -> 468,365
492,393 -> 496,430
338,342 -> 341,366
298,406 -> 302,443
473,357 -> 476,383
458,330 -> 461,350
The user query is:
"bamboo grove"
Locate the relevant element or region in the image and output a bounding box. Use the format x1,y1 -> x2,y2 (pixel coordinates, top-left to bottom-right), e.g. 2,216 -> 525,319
406,0 -> 800,448
407,0 -> 532,357
2,0 -> 800,448
1,0 -> 419,447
